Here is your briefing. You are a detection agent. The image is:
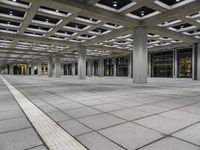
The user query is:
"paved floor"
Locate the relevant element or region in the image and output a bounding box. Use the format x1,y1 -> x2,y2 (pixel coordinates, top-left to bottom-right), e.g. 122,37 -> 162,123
1,75 -> 200,150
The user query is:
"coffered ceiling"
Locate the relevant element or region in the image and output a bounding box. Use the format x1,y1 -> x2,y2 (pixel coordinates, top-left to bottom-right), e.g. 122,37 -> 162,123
0,0 -> 199,63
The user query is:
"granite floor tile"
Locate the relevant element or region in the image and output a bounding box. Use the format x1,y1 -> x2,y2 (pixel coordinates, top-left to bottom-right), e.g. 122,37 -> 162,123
78,113 -> 125,130
77,132 -> 125,150
99,122 -> 162,150
59,120 -> 92,136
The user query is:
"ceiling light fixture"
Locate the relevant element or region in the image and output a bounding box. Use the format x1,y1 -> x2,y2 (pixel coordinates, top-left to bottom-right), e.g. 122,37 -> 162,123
56,10 -> 59,13
75,24 -> 78,28
141,10 -> 145,16
9,11 -> 13,16
180,26 -> 184,29
176,0 -> 180,2
113,0 -> 118,8
45,18 -> 49,22
12,0 -> 16,2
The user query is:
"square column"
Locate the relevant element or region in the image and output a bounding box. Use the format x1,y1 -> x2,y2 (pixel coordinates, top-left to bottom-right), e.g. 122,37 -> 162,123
26,64 -> 29,75
31,64 -> 34,75
38,62 -> 42,77
78,47 -> 86,79
72,62 -> 75,76
87,59 -> 92,77
113,58 -> 117,77
91,60 -> 95,76
192,43 -> 200,80
55,54 -> 61,78
9,64 -> 14,75
60,63 -> 64,76
128,53 -> 133,78
148,52 -> 152,77
99,57 -> 104,77
48,56 -> 53,77
173,50 -> 178,78
133,27 -> 148,83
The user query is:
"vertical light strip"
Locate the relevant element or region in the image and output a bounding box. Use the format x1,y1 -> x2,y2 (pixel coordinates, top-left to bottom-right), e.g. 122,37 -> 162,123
1,76 -> 87,150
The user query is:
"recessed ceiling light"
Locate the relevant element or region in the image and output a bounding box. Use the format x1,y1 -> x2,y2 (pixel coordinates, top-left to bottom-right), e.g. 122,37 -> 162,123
141,10 -> 145,16
45,19 -> 49,22
75,25 -> 78,28
56,10 -> 59,13
12,0 -> 16,2
176,0 -> 180,2
9,11 -> 13,16
113,0 -> 118,7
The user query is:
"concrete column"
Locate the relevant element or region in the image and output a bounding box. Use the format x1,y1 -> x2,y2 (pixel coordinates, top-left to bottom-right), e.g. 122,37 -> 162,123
113,58 -> 117,77
55,54 -> 61,78
3,65 -> 8,74
78,47 -> 86,79
99,57 -> 104,77
148,52 -> 152,77
192,43 -> 200,80
72,62 -> 75,76
31,64 -> 34,75
173,49 -> 178,78
48,56 -> 53,77
128,53 -> 133,78
9,64 -> 14,75
60,63 -> 64,76
87,59 -> 92,77
26,64 -> 29,75
38,62 -> 42,76
92,60 -> 94,76
133,27 -> 148,83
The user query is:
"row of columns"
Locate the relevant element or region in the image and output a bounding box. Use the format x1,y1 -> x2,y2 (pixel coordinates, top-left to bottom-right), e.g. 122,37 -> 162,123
1,27 -> 200,83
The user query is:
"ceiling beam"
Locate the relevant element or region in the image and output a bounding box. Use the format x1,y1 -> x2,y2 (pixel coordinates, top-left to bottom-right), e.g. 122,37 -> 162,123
148,26 -> 199,43
0,32 -> 79,46
142,1 -> 200,26
149,42 -> 192,51
46,0 -> 140,28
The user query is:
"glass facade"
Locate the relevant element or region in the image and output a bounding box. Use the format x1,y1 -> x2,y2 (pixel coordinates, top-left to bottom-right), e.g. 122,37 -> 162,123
94,60 -> 99,76
75,63 -> 78,75
178,49 -> 192,78
63,50 -> 193,79
116,56 -> 128,76
151,51 -> 173,77
104,58 -> 114,76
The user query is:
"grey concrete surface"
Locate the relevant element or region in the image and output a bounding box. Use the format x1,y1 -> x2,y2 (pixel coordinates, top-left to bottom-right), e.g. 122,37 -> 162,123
0,78 -> 48,150
1,75 -> 200,150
